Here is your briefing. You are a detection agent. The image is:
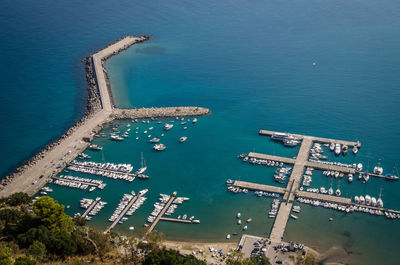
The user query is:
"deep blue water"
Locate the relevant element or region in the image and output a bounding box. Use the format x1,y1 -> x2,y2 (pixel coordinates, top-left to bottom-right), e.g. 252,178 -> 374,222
1,0 -> 400,264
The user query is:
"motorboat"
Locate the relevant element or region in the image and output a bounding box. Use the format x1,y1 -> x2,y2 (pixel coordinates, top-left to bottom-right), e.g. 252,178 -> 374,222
237,220 -> 242,225
335,189 -> 341,196
328,187 -> 333,195
164,124 -> 174,130
110,135 -> 124,141
342,145 -> 348,155
352,146 -> 358,154
356,163 -> 363,171
385,174 -> 399,181
329,143 -> 335,151
334,144 -> 341,156
89,144 -> 103,151
348,174 -> 353,182
246,218 -> 252,223
226,179 -> 234,185
373,166 -> 383,175
290,214 -> 298,220
153,144 -> 166,151
362,172 -> 370,183
243,225 -> 248,231
226,234 -> 231,239
236,212 -> 241,219
139,189 -> 149,195
283,139 -> 300,147
371,197 -> 377,207
179,136 -> 187,143
192,118 -> 198,123
365,195 -> 371,205
354,196 -> 360,203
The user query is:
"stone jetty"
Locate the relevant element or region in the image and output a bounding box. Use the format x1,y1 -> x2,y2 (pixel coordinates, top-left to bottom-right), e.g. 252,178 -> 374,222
0,35 -> 210,197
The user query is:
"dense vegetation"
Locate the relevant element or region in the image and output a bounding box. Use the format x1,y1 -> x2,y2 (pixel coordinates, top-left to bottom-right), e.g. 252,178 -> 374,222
0,193 -> 213,264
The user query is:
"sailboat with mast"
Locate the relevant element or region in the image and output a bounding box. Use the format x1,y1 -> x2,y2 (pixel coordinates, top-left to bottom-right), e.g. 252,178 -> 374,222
377,187 -> 384,208
135,152 -> 148,177
385,164 -> 399,181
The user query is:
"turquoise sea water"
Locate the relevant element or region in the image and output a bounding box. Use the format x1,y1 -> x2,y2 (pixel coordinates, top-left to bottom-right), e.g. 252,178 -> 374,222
1,0 -> 400,264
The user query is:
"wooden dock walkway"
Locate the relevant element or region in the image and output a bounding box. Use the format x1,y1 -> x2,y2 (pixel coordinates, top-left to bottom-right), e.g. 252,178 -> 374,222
147,192 -> 177,234
104,193 -> 141,234
82,197 -> 101,218
247,152 -> 295,164
159,217 -> 192,224
233,181 -> 286,194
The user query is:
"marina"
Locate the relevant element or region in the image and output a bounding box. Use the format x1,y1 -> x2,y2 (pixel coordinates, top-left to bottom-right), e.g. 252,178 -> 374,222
147,192 -> 177,234
81,197 -> 101,218
0,36 -> 210,198
1,2 -> 400,264
231,129 -> 400,245
104,189 -> 147,234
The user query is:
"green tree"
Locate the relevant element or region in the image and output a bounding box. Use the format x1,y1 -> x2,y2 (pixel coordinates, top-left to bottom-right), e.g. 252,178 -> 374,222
0,245 -> 12,265
250,254 -> 271,265
13,256 -> 37,265
17,226 -> 51,248
32,197 -> 73,230
46,228 -> 77,257
27,241 -> 46,261
88,228 -> 111,260
6,193 -> 30,206
72,228 -> 95,255
0,209 -> 22,224
72,216 -> 87,226
226,251 -> 271,265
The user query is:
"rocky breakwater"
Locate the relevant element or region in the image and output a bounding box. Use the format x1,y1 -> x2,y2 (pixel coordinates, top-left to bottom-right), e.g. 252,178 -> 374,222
100,35 -> 150,108
112,107 -> 211,119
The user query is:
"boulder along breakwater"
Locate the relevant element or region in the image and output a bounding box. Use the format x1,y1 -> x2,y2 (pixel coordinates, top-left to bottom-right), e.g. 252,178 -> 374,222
0,35 -> 210,197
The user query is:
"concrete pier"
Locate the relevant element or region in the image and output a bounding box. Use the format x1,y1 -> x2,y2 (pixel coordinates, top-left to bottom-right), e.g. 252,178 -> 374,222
0,36 -> 211,198
247,152 -> 295,165
296,191 -> 352,204
159,217 -> 193,224
259,129 -> 359,147
233,180 -> 286,194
